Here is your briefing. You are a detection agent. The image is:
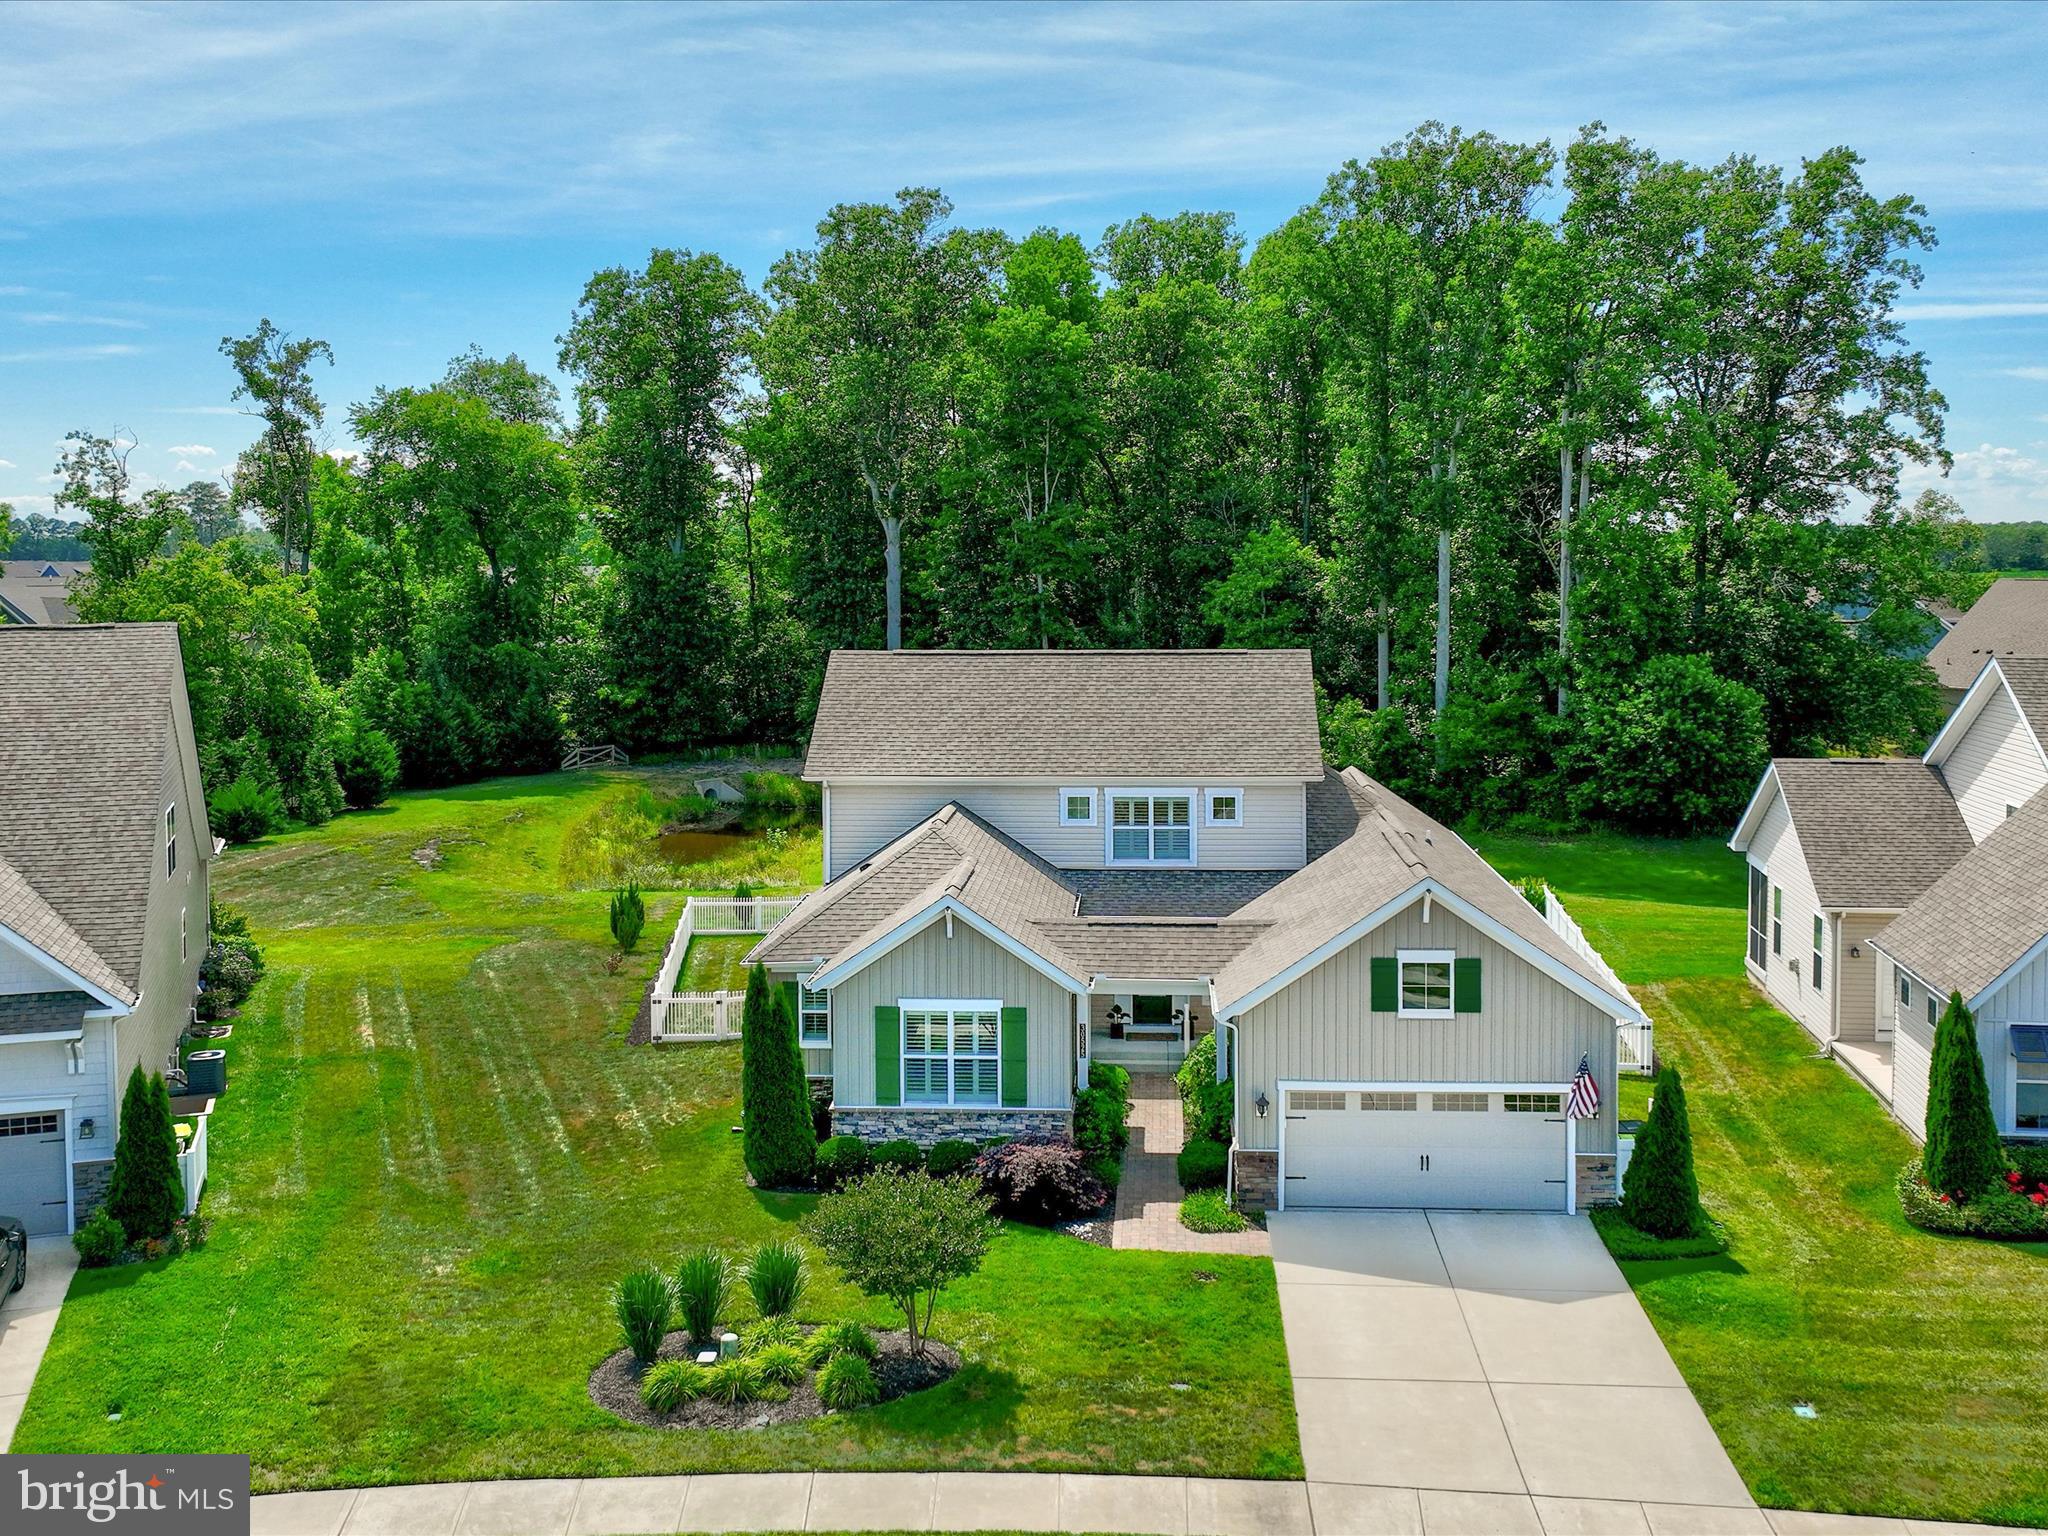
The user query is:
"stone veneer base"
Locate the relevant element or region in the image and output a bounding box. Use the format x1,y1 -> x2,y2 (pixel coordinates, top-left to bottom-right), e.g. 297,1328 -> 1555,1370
831,1106 -> 1072,1147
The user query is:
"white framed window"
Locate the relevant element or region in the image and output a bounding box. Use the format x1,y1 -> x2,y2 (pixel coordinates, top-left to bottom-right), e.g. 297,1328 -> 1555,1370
180,906 -> 189,963
2016,1062 -> 2048,1134
1106,790 -> 1195,865
1811,915 -> 1825,991
165,803 -> 177,878
1058,788 -> 1097,826
1204,788 -> 1243,827
1289,1089 -> 1346,1112
900,999 -> 1001,1106
799,985 -> 830,1047
1397,949 -> 1455,1017
1504,1093 -> 1563,1114
1771,887 -> 1783,956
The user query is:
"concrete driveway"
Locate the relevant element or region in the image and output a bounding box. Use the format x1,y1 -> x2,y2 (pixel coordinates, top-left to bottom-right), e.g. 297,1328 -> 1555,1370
1271,1210 -> 1761,1535
1,1235 -> 79,1450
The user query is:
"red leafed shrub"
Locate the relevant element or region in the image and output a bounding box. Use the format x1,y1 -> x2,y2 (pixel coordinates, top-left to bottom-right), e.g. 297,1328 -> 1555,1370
974,1137 -> 1108,1224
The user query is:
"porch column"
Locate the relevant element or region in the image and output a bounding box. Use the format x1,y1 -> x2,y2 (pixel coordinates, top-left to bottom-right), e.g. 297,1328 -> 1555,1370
1075,991 -> 1089,1093
1181,994 -> 1191,1054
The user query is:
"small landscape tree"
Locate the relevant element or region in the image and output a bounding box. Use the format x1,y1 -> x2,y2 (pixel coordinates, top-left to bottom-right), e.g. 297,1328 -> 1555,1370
1620,1062 -> 1705,1239
105,1065 -> 181,1243
805,1168 -> 996,1356
740,961 -> 814,1187
609,882 -> 646,952
1923,990 -> 2003,1200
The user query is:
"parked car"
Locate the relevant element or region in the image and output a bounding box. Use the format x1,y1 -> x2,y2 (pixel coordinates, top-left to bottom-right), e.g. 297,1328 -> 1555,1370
1,1216 -> 24,1297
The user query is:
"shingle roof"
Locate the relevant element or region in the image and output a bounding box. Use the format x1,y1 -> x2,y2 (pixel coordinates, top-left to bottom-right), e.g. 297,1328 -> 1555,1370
1927,579 -> 2048,691
1871,793 -> 2048,1002
0,856 -> 133,1006
0,988 -> 93,1038
1992,657 -> 2048,744
1062,869 -> 1288,918
803,649 -> 1325,781
1767,759 -> 1975,911
0,560 -> 86,625
0,623 -> 187,994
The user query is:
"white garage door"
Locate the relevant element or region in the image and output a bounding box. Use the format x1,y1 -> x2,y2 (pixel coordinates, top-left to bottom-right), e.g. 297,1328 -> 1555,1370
0,1110 -> 70,1235
1282,1087 -> 1569,1211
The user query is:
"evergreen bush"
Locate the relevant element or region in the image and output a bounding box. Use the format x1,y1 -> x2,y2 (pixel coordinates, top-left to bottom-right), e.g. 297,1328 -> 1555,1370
815,1135 -> 871,1189
332,710 -> 400,809
207,773 -> 286,844
740,962 -> 815,1188
1176,1033 -> 1233,1144
72,1208 -> 125,1268
870,1138 -> 923,1174
1176,1137 -> 1228,1191
1922,991 -> 2004,1200
609,882 -> 646,952
924,1139 -> 978,1178
105,1066 -> 181,1243
1620,1063 -> 1705,1239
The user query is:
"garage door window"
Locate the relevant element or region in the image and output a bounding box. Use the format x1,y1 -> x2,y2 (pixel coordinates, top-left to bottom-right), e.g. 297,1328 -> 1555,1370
1289,1089 -> 1346,1111
1397,949 -> 1455,1016
1432,1092 -> 1488,1112
1358,1092 -> 1417,1111
0,1112 -> 60,1137
1503,1093 -> 1562,1114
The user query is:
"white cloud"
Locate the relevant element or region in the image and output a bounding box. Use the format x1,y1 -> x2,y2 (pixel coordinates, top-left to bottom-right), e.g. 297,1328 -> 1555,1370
17,311 -> 147,329
0,494 -> 57,516
2004,367 -> 2048,383
0,343 -> 141,363
1897,301 -> 2048,322
174,459 -> 200,473
1903,442 -> 2048,523
165,443 -> 215,456
0,459 -> 13,469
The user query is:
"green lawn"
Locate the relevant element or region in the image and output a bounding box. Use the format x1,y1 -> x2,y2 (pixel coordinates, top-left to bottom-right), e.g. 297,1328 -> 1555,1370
15,770 -> 1298,1491
1480,829 -> 2048,1528
678,935 -> 759,992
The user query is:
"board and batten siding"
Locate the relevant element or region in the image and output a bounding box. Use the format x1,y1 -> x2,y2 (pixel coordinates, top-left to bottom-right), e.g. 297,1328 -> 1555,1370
1231,901 -> 1617,1157
1942,682 -> 2048,843
1891,981 -> 1934,1141
1744,783 -> 1831,1041
824,781 -> 1308,879
1976,946 -> 2048,1137
827,918 -> 1076,1109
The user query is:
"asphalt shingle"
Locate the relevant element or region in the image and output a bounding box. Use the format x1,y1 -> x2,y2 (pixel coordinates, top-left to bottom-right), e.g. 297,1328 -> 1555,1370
1927,579 -> 2048,692
1769,758 -> 1975,912
1872,792 -> 2048,1001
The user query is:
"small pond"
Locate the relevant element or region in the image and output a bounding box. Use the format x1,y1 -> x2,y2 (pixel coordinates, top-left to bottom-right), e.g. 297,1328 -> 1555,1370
655,827 -> 757,864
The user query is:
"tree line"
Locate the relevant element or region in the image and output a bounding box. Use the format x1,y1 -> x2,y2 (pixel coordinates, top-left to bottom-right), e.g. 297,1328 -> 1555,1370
20,122 -> 1983,839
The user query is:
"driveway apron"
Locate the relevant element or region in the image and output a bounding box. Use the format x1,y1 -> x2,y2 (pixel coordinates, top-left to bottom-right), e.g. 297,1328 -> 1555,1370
1,1234 -> 80,1449
1271,1210 -> 1755,1523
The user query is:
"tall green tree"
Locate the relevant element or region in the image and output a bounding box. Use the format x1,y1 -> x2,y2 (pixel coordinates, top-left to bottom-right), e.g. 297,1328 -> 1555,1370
1922,991 -> 2003,1200
739,962 -> 814,1189
221,319 -> 334,574
53,432 -> 184,592
105,1065 -> 181,1243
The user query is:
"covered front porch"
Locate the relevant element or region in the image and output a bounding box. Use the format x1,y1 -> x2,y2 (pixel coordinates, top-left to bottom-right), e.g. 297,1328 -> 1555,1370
1085,984 -> 1215,1070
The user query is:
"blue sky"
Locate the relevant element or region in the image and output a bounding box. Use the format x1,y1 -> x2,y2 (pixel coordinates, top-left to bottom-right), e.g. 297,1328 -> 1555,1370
4,0 -> 2047,521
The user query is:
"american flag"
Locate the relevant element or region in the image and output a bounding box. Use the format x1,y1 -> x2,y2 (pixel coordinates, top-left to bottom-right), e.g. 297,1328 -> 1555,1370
1566,1053 -> 1601,1120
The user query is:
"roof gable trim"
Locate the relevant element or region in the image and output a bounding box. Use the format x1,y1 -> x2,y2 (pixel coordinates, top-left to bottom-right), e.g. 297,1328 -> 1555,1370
0,922 -> 134,1013
1925,659 -> 2048,775
809,895 -> 1087,994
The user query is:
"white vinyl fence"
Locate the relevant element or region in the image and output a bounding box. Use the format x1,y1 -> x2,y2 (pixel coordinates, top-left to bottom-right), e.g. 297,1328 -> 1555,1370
649,895 -> 806,1042
1537,884 -> 1654,1076
176,1113 -> 208,1216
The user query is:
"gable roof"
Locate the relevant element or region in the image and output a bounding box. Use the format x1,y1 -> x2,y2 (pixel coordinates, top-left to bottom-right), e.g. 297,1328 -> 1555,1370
0,854 -> 134,1007
0,560 -> 86,625
0,623 -> 201,994
1922,655 -> 2048,774
1729,759 -> 1974,912
1927,579 -> 2048,692
803,649 -> 1324,782
1871,792 -> 2048,1005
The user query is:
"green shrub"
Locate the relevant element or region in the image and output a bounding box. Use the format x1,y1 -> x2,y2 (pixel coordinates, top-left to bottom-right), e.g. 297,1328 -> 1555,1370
332,710 -> 400,810
740,962 -> 815,1188
975,1137 -> 1107,1223
1588,1206 -> 1730,1260
72,1208 -> 125,1268
745,1239 -> 806,1318
1074,1062 -> 1131,1167
2009,1143 -> 2048,1184
1621,1063 -> 1706,1239
1176,1033 -> 1233,1145
1923,992 -> 2004,1200
816,1351 -> 880,1410
816,1135 -> 871,1189
701,1356 -> 762,1405
609,883 -> 646,952
672,1249 -> 730,1343
806,1170 -> 997,1357
1568,654 -> 1768,835
803,1319 -> 878,1369
1176,1137 -> 1228,1191
925,1139 -> 978,1178
740,1315 -> 804,1354
640,1360 -> 707,1411
106,1066 -> 181,1243
1179,1189 -> 1248,1233
751,1342 -> 808,1387
613,1264 -> 674,1363
1517,876 -> 1547,914
197,933 -> 264,1021
1898,1162 -> 2048,1239
207,773 -> 287,844
870,1138 -> 923,1174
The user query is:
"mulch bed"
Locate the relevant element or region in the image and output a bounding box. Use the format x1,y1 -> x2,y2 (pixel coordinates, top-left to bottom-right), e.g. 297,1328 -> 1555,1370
589,1326 -> 960,1430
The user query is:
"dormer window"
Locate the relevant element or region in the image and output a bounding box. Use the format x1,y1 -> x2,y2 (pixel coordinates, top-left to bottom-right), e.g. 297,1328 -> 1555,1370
165,803 -> 177,878
1205,789 -> 1243,827
1058,788 -> 1097,827
1107,790 -> 1194,864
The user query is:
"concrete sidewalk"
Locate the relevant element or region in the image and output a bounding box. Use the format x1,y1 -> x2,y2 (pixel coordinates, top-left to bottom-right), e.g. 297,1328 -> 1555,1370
1,1234 -> 79,1450
250,1473 -> 2045,1536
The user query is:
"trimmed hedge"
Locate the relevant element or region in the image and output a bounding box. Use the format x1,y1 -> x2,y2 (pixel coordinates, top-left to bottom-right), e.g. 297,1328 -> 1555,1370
816,1135 -> 871,1189
1176,1033 -> 1233,1144
870,1138 -> 924,1174
925,1139 -> 978,1178
1176,1137 -> 1228,1191
1899,1162 -> 2048,1239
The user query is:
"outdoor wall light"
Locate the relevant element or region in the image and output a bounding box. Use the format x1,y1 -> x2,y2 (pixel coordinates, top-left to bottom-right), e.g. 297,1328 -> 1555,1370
1849,944 -> 1861,958
78,1117 -> 95,1140
1254,1091 -> 1270,1119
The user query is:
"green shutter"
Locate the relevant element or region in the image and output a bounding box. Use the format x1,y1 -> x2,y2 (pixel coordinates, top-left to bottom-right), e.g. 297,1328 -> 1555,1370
1370,956 -> 1397,1012
1454,957 -> 1482,1014
1000,1006 -> 1027,1106
874,1006 -> 901,1106
779,981 -> 800,1034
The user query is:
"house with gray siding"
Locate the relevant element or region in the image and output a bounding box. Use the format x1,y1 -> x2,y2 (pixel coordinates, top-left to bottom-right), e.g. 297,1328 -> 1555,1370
750,649 -> 1644,1213
0,624 -> 214,1235
1729,655 -> 2048,1132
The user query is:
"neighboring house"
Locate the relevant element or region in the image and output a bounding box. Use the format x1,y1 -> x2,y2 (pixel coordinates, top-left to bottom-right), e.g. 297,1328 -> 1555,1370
1926,577 -> 2048,708
0,624 -> 214,1235
1729,655 -> 2048,1135
750,649 -> 1644,1214
0,560 -> 88,625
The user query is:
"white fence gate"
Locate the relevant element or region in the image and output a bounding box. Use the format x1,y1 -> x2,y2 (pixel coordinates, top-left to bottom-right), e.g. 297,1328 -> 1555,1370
648,895 -> 806,1042
176,1113 -> 208,1216
1537,884 -> 1654,1076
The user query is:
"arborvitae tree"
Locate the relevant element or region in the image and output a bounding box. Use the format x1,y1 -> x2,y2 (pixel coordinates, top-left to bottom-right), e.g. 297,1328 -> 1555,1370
1923,990 -> 2004,1200
105,1065 -> 181,1243
1621,1062 -> 1705,1238
740,962 -> 815,1188
609,882 -> 645,952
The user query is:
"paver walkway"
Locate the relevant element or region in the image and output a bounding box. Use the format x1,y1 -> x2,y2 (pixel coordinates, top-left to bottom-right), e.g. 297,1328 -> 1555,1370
1110,1072 -> 1268,1255
0,1234 -> 79,1450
